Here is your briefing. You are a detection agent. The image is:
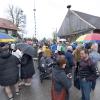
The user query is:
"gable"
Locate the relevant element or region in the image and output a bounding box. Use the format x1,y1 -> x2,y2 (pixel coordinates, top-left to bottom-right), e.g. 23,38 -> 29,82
58,10 -> 99,37
69,11 -> 94,33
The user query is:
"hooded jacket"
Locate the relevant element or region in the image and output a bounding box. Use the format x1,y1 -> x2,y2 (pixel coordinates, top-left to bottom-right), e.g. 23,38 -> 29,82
52,65 -> 72,100
0,52 -> 19,86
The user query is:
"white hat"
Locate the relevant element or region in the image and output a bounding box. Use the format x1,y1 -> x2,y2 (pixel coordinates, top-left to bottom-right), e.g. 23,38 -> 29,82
55,50 -> 58,53
11,43 -> 15,50
38,49 -> 42,53
67,46 -> 73,51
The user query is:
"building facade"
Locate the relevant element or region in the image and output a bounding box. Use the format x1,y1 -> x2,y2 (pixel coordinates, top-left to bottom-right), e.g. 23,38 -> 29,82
0,18 -> 20,38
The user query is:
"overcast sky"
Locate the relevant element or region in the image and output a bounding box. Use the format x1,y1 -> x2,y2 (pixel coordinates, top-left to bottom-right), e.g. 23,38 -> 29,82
0,0 -> 100,40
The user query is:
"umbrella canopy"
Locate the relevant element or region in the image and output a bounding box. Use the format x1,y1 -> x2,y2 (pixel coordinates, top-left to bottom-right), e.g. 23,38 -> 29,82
59,38 -> 66,42
0,32 -> 16,42
76,33 -> 100,43
16,43 -> 36,57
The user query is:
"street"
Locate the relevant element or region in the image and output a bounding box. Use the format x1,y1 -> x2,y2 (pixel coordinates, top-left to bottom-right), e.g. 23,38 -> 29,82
0,60 -> 100,100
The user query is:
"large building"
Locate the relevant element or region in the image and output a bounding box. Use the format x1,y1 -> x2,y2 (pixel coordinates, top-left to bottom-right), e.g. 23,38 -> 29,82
58,6 -> 100,42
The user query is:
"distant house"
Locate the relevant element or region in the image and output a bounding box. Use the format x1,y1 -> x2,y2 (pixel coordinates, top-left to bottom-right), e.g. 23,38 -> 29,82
0,18 -> 20,38
58,7 -> 100,41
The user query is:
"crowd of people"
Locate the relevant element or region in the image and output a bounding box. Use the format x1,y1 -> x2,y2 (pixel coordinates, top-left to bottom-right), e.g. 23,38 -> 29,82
38,41 -> 100,100
0,43 -> 35,100
0,40 -> 100,100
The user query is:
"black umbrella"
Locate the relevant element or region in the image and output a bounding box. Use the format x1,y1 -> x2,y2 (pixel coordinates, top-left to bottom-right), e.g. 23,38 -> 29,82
16,43 -> 36,57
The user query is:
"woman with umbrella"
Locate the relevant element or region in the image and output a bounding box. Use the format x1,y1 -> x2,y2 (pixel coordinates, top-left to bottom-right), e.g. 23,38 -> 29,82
20,54 -> 35,86
17,43 -> 35,86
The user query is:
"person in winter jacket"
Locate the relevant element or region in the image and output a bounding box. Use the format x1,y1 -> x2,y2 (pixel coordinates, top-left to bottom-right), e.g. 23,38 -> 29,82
89,43 -> 100,91
20,54 -> 35,86
51,55 -> 72,100
77,49 -> 97,100
50,42 -> 57,54
89,43 -> 100,64
37,46 -> 43,71
65,46 -> 74,73
10,43 -> 23,60
42,45 -> 52,57
73,46 -> 81,66
0,44 -> 20,100
57,41 -> 62,52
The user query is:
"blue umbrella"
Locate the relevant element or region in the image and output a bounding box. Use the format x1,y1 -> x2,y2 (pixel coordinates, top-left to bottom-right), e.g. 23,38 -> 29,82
0,32 -> 15,42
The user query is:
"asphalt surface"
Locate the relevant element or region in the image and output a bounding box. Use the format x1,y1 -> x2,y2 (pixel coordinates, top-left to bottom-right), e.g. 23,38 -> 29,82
0,60 -> 100,100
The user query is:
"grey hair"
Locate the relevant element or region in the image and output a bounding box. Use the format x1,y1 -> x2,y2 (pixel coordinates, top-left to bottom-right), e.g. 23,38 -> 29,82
91,43 -> 98,51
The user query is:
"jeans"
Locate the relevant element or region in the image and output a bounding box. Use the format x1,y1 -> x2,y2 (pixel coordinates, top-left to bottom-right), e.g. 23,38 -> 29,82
80,79 -> 92,100
92,80 -> 96,90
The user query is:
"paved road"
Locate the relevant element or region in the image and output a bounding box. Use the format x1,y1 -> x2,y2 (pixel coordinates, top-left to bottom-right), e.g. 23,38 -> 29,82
0,60 -> 100,100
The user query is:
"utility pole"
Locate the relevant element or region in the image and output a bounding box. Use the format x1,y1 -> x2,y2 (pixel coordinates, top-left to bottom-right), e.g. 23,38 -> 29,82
33,0 -> 36,38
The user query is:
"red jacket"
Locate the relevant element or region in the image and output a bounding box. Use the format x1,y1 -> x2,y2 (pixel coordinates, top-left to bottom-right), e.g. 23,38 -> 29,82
51,80 -> 67,100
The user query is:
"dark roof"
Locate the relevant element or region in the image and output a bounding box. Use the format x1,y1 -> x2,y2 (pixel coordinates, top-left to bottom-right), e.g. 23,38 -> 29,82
0,18 -> 18,30
58,10 -> 100,37
73,10 -> 100,29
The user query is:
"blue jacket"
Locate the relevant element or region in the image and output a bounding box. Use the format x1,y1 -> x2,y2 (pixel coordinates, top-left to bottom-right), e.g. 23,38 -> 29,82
89,51 -> 100,64
65,50 -> 74,68
50,44 -> 57,53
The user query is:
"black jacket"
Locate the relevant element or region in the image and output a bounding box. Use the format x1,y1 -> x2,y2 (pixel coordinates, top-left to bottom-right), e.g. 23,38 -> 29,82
0,52 -> 19,86
21,54 -> 35,79
78,58 -> 97,81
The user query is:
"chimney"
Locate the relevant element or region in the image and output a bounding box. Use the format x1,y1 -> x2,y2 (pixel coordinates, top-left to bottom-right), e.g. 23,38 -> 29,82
67,5 -> 71,10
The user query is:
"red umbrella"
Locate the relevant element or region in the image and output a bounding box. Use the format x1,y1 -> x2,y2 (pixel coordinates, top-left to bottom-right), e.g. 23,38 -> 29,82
76,33 -> 100,43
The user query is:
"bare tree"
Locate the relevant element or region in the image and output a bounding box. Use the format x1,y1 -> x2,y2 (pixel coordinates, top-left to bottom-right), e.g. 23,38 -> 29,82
7,5 -> 26,31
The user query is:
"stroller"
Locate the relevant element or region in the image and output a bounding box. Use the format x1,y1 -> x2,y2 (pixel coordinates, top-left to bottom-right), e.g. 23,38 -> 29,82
38,56 -> 53,83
